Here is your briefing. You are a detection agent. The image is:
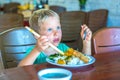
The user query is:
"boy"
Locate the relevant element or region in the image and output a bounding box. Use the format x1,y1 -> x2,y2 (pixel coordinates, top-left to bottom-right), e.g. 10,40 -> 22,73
18,9 -> 92,66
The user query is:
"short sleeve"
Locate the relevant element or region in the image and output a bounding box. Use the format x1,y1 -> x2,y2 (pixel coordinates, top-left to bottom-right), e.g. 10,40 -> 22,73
57,43 -> 70,52
25,46 -> 47,64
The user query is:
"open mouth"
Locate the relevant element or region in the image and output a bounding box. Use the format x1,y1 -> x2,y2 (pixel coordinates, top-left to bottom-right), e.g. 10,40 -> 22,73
53,38 -> 59,43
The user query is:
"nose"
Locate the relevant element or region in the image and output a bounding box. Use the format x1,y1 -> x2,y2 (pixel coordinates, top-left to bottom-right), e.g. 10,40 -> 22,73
53,30 -> 58,36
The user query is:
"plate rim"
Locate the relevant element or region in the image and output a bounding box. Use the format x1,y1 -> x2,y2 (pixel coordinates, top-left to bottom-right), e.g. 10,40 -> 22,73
46,55 -> 95,68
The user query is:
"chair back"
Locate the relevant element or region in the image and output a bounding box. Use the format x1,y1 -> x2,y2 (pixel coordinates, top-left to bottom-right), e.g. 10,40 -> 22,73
87,9 -> 108,33
3,2 -> 20,13
0,13 -> 24,33
59,11 -> 86,50
92,27 -> 120,55
0,27 -> 36,68
49,5 -> 66,14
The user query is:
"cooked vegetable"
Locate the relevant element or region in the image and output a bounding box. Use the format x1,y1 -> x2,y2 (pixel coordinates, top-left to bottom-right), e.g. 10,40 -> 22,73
48,54 -> 61,60
57,59 -> 66,65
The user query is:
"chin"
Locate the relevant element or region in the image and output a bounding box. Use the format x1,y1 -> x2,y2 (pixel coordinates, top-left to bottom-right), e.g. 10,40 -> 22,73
54,43 -> 59,46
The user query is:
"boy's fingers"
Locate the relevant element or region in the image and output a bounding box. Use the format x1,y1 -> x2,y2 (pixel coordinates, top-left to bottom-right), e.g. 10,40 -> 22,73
34,35 -> 39,39
81,25 -> 86,34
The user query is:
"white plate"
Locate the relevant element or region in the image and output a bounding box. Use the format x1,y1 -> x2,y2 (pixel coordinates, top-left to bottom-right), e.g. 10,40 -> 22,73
46,55 -> 95,68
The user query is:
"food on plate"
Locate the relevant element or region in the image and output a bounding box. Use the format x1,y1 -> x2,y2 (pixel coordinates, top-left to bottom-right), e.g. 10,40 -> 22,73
57,59 -> 66,64
48,48 -> 90,65
73,50 -> 89,63
65,48 -> 89,63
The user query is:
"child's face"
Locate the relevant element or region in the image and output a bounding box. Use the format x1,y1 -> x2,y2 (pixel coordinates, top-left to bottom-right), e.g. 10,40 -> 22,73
39,16 -> 62,46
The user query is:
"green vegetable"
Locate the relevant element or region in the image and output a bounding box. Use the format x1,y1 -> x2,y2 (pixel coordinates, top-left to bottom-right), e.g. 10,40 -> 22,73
48,53 -> 61,60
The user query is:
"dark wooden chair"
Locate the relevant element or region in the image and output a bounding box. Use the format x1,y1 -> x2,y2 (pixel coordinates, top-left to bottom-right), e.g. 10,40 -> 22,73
59,11 -> 86,51
3,2 -> 20,13
49,5 -> 66,14
0,27 -> 36,68
86,9 -> 108,33
0,13 -> 24,33
92,27 -> 120,55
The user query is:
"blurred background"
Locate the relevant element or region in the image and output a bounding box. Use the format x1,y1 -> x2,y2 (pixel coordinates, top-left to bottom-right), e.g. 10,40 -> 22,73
0,0 -> 120,27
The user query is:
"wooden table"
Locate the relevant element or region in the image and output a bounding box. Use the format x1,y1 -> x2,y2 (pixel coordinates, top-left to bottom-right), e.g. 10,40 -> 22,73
1,51 -> 120,80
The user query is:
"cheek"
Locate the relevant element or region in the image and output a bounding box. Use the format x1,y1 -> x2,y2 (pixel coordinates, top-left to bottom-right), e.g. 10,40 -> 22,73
59,31 -> 62,38
46,34 -> 53,41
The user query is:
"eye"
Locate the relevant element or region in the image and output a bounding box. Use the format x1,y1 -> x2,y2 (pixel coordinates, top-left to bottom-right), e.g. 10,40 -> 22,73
57,26 -> 61,30
47,28 -> 52,32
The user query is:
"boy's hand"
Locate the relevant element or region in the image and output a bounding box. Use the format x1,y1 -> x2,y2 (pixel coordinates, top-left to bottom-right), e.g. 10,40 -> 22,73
81,24 -> 92,41
81,24 -> 92,55
35,36 -> 49,52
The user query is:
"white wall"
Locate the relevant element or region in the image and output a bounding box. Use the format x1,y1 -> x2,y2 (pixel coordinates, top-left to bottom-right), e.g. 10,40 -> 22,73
49,0 -> 80,11
0,0 -> 30,5
0,0 -> 80,11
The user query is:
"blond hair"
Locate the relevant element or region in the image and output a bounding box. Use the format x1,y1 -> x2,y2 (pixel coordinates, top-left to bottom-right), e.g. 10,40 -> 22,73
29,9 -> 60,33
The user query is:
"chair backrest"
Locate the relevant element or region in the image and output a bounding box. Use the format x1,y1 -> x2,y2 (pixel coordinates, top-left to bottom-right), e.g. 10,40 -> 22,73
3,2 -> 20,13
59,11 -> 86,50
49,5 -> 66,14
0,27 -> 36,68
0,13 -> 24,33
0,50 -> 4,69
92,27 -> 120,55
86,9 -> 108,33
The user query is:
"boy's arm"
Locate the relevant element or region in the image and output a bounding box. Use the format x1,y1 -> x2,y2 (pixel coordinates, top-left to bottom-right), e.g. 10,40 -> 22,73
82,40 -> 91,55
18,35 -> 50,67
18,47 -> 41,67
80,24 -> 92,55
